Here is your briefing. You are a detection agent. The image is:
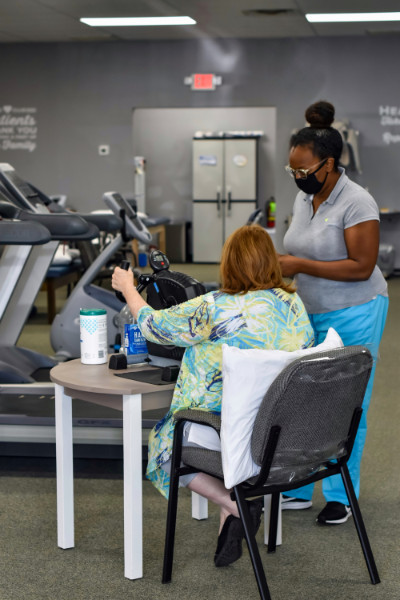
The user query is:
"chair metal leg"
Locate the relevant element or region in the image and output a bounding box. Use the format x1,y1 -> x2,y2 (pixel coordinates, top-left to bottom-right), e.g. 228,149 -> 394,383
162,467 -> 180,583
162,421 -> 185,584
340,463 -> 380,585
234,487 -> 272,600
267,492 -> 280,554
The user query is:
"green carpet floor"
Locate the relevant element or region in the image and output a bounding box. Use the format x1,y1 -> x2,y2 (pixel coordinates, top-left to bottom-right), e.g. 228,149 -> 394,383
0,276 -> 399,599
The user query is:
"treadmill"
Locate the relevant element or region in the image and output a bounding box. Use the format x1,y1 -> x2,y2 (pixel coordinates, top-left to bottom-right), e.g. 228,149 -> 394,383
0,182 -> 99,382
0,167 -> 158,458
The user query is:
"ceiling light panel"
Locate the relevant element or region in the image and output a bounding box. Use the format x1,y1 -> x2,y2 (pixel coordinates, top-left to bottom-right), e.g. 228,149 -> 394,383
306,12 -> 400,23
80,16 -> 196,27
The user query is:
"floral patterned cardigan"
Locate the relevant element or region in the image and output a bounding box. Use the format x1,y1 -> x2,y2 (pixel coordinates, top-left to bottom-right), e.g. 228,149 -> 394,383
137,288 -> 314,499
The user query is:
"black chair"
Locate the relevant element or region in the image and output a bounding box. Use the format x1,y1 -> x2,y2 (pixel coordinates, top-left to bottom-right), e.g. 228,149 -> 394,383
162,346 -> 380,600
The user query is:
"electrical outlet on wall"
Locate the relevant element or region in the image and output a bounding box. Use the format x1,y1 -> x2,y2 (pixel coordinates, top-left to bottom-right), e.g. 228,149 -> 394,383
98,145 -> 110,156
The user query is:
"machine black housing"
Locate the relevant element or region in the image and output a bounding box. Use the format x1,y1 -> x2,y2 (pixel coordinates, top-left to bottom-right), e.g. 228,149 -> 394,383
145,270 -> 206,360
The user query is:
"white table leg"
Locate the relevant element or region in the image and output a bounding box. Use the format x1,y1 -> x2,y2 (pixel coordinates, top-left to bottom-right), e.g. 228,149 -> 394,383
123,393 -> 143,580
263,494 -> 282,546
55,383 -> 74,549
191,492 -> 208,520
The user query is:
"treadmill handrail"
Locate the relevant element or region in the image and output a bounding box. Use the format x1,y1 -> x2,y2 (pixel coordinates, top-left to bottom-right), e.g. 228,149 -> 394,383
0,220 -> 51,245
76,212 -> 123,234
13,209 -> 99,241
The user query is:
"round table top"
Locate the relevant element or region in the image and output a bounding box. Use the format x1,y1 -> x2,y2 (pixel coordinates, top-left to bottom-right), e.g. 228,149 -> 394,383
50,357 -> 176,396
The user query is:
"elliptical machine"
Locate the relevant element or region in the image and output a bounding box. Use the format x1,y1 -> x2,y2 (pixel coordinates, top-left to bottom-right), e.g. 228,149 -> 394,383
50,191 -> 153,359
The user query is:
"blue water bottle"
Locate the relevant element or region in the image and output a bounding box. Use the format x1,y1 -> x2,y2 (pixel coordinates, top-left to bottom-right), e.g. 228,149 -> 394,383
124,321 -> 149,364
115,260 -> 148,364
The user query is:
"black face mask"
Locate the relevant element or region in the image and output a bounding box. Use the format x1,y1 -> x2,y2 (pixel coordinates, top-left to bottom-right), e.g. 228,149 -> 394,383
294,159 -> 328,195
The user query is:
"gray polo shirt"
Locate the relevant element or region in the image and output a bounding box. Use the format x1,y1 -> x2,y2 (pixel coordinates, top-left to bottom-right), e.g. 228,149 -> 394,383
283,168 -> 388,314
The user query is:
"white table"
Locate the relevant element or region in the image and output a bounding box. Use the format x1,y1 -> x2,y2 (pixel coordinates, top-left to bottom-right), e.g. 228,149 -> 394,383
50,359 -> 280,580
50,358 -> 176,580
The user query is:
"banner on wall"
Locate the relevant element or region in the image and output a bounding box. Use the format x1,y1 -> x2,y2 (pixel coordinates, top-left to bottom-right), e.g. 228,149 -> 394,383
0,105 -> 37,152
380,105 -> 400,145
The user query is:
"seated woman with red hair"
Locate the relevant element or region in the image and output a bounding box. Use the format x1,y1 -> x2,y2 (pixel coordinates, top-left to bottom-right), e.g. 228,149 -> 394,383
112,224 -> 314,567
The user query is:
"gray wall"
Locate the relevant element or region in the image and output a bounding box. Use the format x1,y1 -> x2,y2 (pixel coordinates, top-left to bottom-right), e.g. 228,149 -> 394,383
1,36 -> 400,250
132,107 -> 276,221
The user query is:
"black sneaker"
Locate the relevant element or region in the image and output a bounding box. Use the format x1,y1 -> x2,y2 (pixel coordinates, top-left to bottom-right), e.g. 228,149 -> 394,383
317,502 -> 352,525
281,495 -> 312,510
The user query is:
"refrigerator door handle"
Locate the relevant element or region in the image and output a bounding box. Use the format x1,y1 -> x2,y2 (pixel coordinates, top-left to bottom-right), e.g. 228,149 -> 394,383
216,187 -> 222,214
227,187 -> 232,213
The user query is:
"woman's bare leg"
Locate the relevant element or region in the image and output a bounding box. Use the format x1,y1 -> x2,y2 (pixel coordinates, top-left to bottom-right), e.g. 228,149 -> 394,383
187,472 -> 239,533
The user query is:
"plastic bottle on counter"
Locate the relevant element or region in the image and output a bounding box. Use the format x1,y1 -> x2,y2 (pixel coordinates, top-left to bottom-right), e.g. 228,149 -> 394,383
117,304 -> 148,364
118,304 -> 133,349
80,308 -> 108,364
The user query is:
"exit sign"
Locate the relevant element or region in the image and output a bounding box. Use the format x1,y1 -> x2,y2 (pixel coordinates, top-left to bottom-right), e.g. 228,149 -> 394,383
184,73 -> 222,91
193,73 -> 215,90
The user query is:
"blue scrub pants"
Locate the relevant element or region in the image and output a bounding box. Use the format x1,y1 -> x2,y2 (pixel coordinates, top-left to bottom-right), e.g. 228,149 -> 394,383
290,294 -> 388,506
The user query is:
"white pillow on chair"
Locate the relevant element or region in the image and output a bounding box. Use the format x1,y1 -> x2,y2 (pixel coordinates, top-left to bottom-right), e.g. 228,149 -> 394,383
220,328 -> 343,489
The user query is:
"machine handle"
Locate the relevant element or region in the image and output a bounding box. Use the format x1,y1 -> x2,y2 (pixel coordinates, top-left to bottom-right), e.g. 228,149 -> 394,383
115,249 -> 172,301
77,212 -> 123,234
115,260 -> 131,303
135,249 -> 170,294
246,208 -> 263,226
0,219 -> 51,245
14,210 -> 99,241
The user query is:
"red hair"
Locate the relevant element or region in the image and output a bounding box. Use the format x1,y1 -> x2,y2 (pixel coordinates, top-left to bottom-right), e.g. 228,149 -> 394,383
220,225 -> 295,295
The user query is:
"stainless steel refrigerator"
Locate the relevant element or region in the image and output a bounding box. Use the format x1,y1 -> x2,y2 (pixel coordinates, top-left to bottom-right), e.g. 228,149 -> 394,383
192,136 -> 258,262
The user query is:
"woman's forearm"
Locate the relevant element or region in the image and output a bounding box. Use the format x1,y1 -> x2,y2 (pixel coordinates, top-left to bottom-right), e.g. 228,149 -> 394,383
280,220 -> 379,282
123,286 -> 149,320
289,256 -> 374,281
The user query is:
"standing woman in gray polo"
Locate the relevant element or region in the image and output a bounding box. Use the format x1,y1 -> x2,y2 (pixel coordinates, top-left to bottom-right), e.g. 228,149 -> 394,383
279,100 -> 388,526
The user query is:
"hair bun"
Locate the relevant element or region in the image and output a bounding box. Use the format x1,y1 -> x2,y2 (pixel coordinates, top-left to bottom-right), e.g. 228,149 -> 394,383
305,100 -> 335,128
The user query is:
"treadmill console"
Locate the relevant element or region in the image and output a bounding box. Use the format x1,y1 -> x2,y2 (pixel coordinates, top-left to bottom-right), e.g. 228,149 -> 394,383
0,163 -> 49,213
103,191 -> 152,244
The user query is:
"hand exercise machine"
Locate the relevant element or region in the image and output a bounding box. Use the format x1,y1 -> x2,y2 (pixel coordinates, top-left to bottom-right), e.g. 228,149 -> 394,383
109,248 -> 205,375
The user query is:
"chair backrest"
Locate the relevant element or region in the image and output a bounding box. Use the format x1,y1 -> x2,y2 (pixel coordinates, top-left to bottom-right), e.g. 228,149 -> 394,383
251,346 -> 373,486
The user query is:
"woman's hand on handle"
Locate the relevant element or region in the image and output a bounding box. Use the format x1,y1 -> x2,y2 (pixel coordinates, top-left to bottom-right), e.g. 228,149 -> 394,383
112,266 -> 134,297
112,266 -> 149,319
